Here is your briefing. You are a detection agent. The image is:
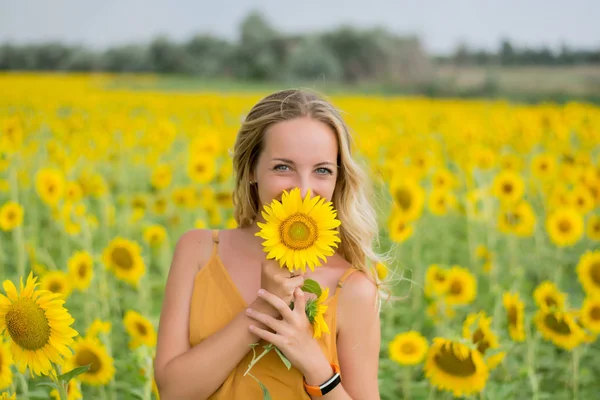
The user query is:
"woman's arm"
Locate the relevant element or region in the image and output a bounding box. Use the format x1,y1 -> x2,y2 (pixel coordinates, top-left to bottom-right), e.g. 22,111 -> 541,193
153,229 -> 277,400
307,272 -> 381,399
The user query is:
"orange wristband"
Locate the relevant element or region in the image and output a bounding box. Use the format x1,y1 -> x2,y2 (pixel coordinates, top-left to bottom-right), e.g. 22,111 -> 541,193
303,363 -> 342,397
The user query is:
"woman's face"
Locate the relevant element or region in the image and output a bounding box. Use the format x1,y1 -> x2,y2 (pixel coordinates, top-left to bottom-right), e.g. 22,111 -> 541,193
252,116 -> 339,209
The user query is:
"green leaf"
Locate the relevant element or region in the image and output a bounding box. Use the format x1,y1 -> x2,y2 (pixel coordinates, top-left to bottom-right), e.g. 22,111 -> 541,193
301,278 -> 322,298
274,347 -> 292,370
247,372 -> 273,400
58,364 -> 91,382
34,381 -> 58,390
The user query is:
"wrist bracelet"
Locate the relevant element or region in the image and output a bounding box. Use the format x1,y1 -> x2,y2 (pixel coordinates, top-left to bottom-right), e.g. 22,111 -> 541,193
303,363 -> 342,397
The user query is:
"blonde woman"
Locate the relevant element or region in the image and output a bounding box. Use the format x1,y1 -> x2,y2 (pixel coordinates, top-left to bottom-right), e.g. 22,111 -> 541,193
155,89 -> 382,399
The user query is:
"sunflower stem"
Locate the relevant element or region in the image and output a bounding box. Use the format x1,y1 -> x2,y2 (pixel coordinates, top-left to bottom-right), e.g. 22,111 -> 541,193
52,362 -> 69,400
526,332 -> 540,400
243,344 -> 274,377
401,366 -> 412,399
572,346 -> 580,400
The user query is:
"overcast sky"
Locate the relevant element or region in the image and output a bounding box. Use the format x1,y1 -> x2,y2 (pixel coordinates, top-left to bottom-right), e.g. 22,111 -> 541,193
1,0 -> 598,54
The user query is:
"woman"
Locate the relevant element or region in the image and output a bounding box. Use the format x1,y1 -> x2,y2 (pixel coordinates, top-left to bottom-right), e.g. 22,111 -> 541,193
154,89 -> 382,399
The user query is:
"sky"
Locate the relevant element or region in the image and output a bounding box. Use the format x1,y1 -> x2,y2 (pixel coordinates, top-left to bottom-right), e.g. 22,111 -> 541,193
1,0 -> 598,55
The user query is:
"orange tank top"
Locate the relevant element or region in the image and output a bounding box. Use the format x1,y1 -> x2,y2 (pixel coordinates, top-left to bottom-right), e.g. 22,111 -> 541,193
188,230 -> 360,399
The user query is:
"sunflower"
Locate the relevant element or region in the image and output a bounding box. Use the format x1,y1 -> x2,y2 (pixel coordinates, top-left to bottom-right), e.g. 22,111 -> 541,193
424,338 -> 489,397
64,336 -> 115,386
579,296 -> 600,333
577,250 -> 600,296
151,164 -> 172,190
546,207 -> 584,247
0,201 -> 24,232
530,153 -> 556,181
305,288 -> 330,339
388,178 -> 425,221
0,272 -> 78,376
67,251 -> 94,291
424,264 -> 448,298
497,200 -> 536,237
462,312 -> 499,355
171,186 -> 196,209
389,331 -> 428,366
475,245 -> 494,273
0,392 -> 16,400
431,168 -> 456,191
534,309 -> 585,350
533,281 -> 566,311
255,188 -> 341,273
35,167 -> 65,206
0,340 -> 12,390
503,292 -> 526,342
64,181 -> 83,203
587,215 -> 600,241
123,310 -> 157,349
50,379 -> 82,400
499,153 -> 523,172
143,225 -> 167,248
428,189 -> 457,216
568,185 -> 595,215
187,155 -> 216,184
375,262 -> 388,281
40,270 -> 73,299
388,210 -> 414,243
444,266 -> 477,306
426,301 -> 456,322
492,170 -> 525,205
152,196 -> 168,215
102,237 -> 146,287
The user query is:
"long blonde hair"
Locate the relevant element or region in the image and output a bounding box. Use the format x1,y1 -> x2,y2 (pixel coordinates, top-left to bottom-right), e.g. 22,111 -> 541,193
232,89 -> 386,288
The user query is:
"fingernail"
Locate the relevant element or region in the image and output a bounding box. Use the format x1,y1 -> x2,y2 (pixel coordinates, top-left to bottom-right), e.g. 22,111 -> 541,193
249,325 -> 255,331
246,308 -> 253,314
258,289 -> 265,295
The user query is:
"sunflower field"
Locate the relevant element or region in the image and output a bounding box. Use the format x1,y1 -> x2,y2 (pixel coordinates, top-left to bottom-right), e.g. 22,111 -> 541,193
1,73 -> 599,399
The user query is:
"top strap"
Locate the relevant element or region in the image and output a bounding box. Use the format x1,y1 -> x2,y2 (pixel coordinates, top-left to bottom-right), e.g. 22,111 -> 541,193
211,230 -> 219,255
337,267 -> 360,289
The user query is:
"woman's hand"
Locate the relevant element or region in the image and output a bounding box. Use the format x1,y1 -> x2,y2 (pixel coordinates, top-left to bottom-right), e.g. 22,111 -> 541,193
258,259 -> 304,310
245,287 -> 331,378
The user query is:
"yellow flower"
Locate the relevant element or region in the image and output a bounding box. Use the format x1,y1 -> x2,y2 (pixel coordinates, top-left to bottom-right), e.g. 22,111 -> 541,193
255,188 -> 341,273
187,154 -> 216,184
143,225 -> 167,247
40,270 -> 73,300
123,310 -> 157,349
579,296 -> 600,333
587,215 -> 600,241
426,301 -> 456,322
0,340 -> 13,390
50,379 -> 82,400
152,196 -> 168,215
462,312 -> 499,355
375,262 -> 388,281
444,266 -> 477,306
64,336 -> 115,386
492,170 -> 525,205
428,189 -> 457,216
424,338 -> 489,397
64,181 -> 83,203
102,237 -> 146,287
151,164 -> 172,190
475,245 -> 494,273
499,153 -> 522,171
389,331 -> 428,365
577,250 -> 600,296
388,210 -> 414,243
0,392 -> 16,400
86,319 -> 112,339
533,281 -> 566,311
171,186 -> 196,209
0,201 -> 24,232
388,178 -> 425,221
497,200 -> 536,237
431,168 -> 456,191
530,153 -> 556,181
424,264 -> 448,298
306,288 -> 330,339
534,309 -> 585,351
35,168 -> 65,206
546,208 -> 584,247
67,251 -> 94,291
568,184 -> 595,215
0,272 -> 78,376
503,292 -> 526,342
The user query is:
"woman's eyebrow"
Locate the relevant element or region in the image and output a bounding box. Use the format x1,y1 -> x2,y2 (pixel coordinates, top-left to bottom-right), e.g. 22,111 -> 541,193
271,158 -> 337,168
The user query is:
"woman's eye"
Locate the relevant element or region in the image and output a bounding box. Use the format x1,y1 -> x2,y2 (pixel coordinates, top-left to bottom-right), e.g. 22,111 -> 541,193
274,164 -> 290,172
316,167 -> 333,175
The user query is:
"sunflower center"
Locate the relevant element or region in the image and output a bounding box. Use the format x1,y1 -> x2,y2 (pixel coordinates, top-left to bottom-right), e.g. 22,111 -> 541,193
433,343 -> 477,377
545,296 -> 557,308
434,272 -> 445,283
48,184 -> 56,194
6,210 -> 16,221
505,212 -> 521,226
195,164 -> 205,173
75,349 -> 102,374
593,223 -> 600,233
136,322 -> 148,336
111,247 -> 133,270
590,262 -> 600,285
280,214 -> 318,250
590,306 -> 600,321
49,281 -> 63,293
502,183 -> 513,194
78,263 -> 88,278
400,342 -> 416,355
508,306 -> 517,326
5,298 -> 51,351
449,280 -> 463,295
543,313 -> 571,335
558,219 -> 571,233
395,188 -> 412,211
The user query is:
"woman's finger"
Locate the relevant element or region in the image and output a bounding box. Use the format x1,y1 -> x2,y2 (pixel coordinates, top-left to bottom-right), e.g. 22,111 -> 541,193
246,308 -> 286,333
249,325 -> 287,347
257,289 -> 294,321
293,287 -> 307,317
